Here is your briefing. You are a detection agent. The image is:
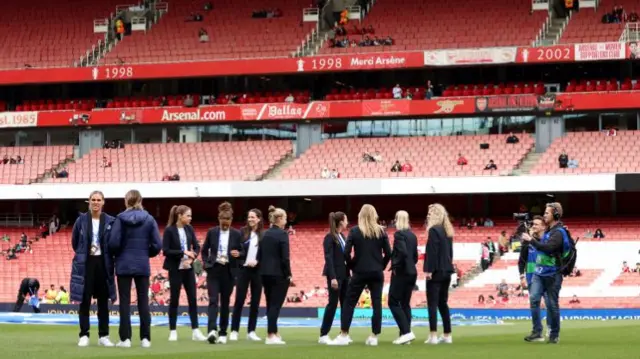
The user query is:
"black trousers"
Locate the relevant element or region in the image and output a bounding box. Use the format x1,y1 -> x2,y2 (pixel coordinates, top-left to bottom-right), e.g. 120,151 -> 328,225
388,273 -> 417,335
79,255 -> 110,338
426,273 -> 452,333
168,268 -> 199,330
320,277 -> 348,336
261,275 -> 288,335
206,265 -> 234,335
117,275 -> 150,341
340,271 -> 384,335
231,266 -> 262,333
14,279 -> 40,313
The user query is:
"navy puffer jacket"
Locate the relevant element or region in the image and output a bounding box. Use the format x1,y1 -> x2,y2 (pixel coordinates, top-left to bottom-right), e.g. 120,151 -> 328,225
108,209 -> 162,277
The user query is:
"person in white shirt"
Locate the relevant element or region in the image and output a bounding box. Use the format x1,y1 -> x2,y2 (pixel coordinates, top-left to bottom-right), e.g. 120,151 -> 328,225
285,94 -> 295,103
321,167 -> 330,179
230,209 -> 265,342
201,202 -> 244,344
393,84 -> 403,99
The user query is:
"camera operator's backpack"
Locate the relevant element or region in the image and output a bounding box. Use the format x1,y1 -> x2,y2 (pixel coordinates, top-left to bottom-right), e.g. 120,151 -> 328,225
555,227 -> 578,277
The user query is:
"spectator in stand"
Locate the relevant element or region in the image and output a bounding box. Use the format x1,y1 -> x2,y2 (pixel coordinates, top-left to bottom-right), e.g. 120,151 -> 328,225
391,161 -> 402,172
363,152 -> 375,162
392,84 -> 403,99
56,168 -> 69,178
606,127 -> 617,136
622,261 -> 631,273
630,12 -> 639,22
506,132 -> 520,144
372,152 -> 382,162
634,262 -> 640,272
558,150 -> 569,168
568,158 -> 579,169
199,28 -> 209,43
594,228 -> 605,239
457,153 -> 467,166
401,160 -> 413,172
15,156 -> 23,164
285,94 -> 294,103
498,231 -> 509,255
321,167 -> 330,179
45,284 -> 58,304
171,173 -> 181,181
484,160 -> 497,171
425,81 -> 434,100
484,218 -> 494,227
477,294 -> 485,304
480,243 -> 490,271
569,295 -> 580,304
330,169 -> 340,179
2,155 -> 8,164
184,95 -> 194,107
204,1 -> 212,11
6,248 -> 17,260
102,156 -> 112,168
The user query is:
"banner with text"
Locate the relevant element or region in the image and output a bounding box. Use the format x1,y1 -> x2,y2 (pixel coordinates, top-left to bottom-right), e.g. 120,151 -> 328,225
424,47 -> 517,66
9,92 -> 640,128
0,111 -> 38,128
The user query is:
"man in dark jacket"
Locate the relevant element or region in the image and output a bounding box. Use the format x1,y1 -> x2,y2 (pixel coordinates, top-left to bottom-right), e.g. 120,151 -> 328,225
108,197 -> 162,349
13,277 -> 40,313
521,202 -> 566,344
71,190 -> 117,347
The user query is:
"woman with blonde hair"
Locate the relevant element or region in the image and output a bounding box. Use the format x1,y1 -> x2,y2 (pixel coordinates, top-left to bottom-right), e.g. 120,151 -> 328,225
330,204 -> 391,346
258,205 -> 291,345
108,189 -> 162,348
388,210 -> 418,345
423,203 -> 455,345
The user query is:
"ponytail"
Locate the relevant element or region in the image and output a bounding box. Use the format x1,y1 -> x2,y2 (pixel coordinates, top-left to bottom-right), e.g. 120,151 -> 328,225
167,205 -> 178,227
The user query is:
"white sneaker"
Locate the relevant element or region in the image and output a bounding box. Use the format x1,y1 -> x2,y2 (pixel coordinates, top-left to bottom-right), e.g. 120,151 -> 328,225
365,336 -> 378,346
247,332 -> 261,341
439,336 -> 453,344
168,330 -> 178,342
318,335 -> 332,344
98,336 -> 115,347
393,332 -> 416,345
425,336 -> 439,345
192,329 -> 207,342
207,330 -> 219,344
218,336 -> 228,344
116,339 -> 131,348
229,331 -> 239,341
78,336 -> 90,347
265,336 -> 286,345
328,334 -> 350,346
141,339 -> 151,348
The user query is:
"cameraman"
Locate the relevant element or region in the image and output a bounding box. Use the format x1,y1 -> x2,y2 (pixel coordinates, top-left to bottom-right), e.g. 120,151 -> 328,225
521,203 -> 565,344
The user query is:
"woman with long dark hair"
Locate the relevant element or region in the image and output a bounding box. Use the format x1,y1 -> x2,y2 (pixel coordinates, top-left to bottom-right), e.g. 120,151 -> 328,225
201,202 -> 244,344
162,205 -> 207,342
424,203 -> 455,345
389,210 -> 418,345
71,190 -> 116,347
319,211 -> 350,344
258,205 -> 291,345
330,204 -> 391,346
230,209 -> 264,342
108,189 -> 162,348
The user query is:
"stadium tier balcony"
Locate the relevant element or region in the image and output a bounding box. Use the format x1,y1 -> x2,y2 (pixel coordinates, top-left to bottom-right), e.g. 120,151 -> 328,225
101,0 -> 315,64
277,135 -> 534,180
320,0 -> 547,54
530,131 -> 640,175
0,0 -> 121,69
44,141 -> 292,183
0,146 -> 73,184
559,0 -> 638,44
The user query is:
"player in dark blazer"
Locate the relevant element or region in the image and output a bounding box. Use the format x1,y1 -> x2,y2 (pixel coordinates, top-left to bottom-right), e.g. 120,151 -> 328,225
388,210 -> 419,345
258,205 -> 292,345
230,209 -> 264,342
423,203 -> 455,345
319,211 -> 350,344
162,205 -> 206,342
330,204 -> 391,347
201,202 -> 244,344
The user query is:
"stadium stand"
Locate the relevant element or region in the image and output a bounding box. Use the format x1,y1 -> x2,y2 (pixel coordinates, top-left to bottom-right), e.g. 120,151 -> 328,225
101,0 -> 316,64
530,131 -> 640,175
44,142 -> 292,183
277,135 -> 534,179
0,146 -> 73,184
559,0 -> 637,44
320,0 -> 548,54
0,0 -> 119,69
